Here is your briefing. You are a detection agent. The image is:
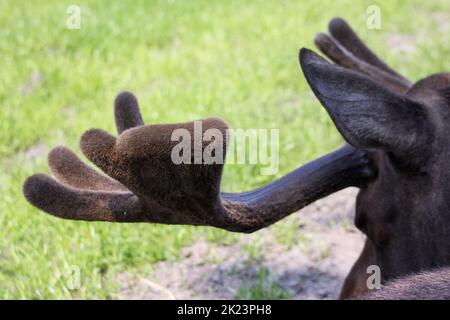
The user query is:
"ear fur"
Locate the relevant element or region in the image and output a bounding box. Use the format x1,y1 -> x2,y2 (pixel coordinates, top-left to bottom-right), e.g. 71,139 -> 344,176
299,48 -> 433,165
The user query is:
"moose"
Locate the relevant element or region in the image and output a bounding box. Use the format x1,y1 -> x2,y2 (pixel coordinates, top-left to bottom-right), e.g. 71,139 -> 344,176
23,18 -> 450,299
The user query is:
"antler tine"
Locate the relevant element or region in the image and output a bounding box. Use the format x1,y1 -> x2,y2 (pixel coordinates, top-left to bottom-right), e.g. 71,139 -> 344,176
114,91 -> 145,134
48,146 -> 128,192
314,17 -> 412,94
24,91 -> 375,232
44,92 -> 144,193
314,33 -> 410,93
328,17 -> 404,78
23,174 -> 144,222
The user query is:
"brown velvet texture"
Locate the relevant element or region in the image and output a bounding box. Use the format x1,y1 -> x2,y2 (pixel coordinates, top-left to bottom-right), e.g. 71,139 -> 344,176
23,89 -> 374,233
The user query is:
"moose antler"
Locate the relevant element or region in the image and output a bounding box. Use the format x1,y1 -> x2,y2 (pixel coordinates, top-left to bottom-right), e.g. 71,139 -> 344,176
314,17 -> 412,93
24,91 -> 374,233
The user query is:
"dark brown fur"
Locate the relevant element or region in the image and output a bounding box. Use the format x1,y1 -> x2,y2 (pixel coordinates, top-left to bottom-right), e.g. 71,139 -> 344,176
311,18 -> 450,299
360,267 -> 450,300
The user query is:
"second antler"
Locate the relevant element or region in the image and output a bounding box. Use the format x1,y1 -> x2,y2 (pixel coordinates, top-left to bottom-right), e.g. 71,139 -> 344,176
314,17 -> 412,94
24,89 -> 374,233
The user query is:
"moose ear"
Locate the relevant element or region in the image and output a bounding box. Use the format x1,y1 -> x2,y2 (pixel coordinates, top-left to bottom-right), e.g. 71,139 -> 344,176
299,48 -> 433,164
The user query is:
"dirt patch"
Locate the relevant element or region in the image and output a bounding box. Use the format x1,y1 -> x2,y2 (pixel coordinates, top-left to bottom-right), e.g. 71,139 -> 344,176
117,187 -> 365,300
22,142 -> 48,161
385,33 -> 416,54
431,12 -> 450,34
3,142 -> 49,169
20,71 -> 43,95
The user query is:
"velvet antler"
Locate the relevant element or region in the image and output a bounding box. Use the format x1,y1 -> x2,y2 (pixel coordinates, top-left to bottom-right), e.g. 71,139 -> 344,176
23,90 -> 374,233
314,17 -> 412,93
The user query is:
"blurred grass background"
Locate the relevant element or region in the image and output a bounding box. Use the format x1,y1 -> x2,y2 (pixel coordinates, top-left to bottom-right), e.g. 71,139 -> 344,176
1,0 -> 449,298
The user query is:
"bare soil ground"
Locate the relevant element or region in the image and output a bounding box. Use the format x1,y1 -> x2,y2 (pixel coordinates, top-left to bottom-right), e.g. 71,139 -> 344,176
118,187 -> 365,300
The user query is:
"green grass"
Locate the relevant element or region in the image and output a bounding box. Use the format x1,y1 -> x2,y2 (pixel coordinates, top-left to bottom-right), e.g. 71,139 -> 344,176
1,0 -> 449,299
237,267 -> 292,300
243,236 -> 265,261
272,216 -> 304,250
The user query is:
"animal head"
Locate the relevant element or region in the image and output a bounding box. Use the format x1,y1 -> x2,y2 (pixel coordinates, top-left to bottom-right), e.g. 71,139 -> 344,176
310,18 -> 450,281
